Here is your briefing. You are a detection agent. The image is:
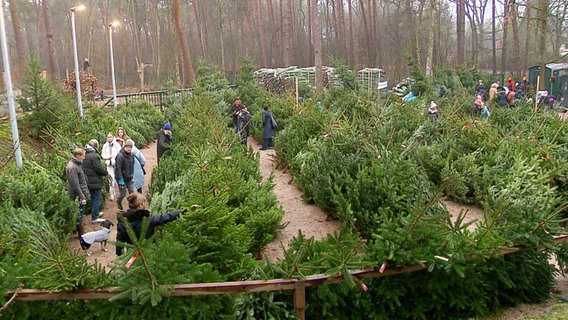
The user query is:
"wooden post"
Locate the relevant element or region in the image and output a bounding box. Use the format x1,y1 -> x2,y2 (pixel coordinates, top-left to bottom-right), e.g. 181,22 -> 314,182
294,282 -> 306,320
295,77 -> 299,110
535,76 -> 540,111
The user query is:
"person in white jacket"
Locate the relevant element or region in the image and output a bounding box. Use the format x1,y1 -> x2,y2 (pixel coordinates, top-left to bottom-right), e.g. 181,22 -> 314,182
101,133 -> 122,201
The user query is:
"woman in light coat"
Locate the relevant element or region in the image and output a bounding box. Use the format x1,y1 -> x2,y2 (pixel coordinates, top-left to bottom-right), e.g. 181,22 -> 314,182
130,140 -> 146,193
101,133 -> 122,200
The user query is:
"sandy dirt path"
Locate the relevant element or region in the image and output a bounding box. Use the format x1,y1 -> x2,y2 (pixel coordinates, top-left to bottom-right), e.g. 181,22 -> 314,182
249,139 -> 341,262
70,140 -> 157,267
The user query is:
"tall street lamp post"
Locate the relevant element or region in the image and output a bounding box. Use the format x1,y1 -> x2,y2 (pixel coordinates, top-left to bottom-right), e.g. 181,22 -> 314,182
109,21 -> 119,111
0,0 -> 22,167
71,5 -> 85,118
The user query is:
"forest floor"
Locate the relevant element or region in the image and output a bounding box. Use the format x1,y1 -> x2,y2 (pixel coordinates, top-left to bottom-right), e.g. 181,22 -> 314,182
70,136 -> 568,319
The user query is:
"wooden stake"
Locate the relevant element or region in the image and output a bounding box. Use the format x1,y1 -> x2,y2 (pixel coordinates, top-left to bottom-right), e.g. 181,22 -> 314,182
294,282 -> 306,320
295,77 -> 299,110
535,76 -> 540,111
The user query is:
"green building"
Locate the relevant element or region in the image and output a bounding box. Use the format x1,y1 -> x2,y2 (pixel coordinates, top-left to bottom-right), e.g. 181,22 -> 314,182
528,63 -> 568,100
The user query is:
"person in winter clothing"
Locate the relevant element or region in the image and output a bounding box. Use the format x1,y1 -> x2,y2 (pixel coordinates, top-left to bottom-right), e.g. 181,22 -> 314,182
428,101 -> 440,121
83,139 -> 108,222
475,80 -> 486,96
260,106 -> 276,150
101,133 -> 122,201
116,127 -> 130,142
116,192 -> 181,256
66,148 -> 90,225
488,83 -> 499,103
507,77 -> 515,92
237,106 -> 253,145
481,102 -> 491,121
507,90 -> 516,107
130,140 -> 146,193
156,123 -> 173,164
229,99 -> 245,132
497,89 -> 509,107
472,97 -> 484,115
115,139 -> 136,210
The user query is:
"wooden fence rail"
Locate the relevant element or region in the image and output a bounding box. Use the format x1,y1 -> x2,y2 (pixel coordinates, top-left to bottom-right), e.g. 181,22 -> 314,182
5,235 -> 568,319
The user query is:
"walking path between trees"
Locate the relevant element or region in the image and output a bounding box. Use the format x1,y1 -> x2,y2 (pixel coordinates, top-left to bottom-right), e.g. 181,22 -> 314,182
67,133 -> 568,319
72,137 -> 341,266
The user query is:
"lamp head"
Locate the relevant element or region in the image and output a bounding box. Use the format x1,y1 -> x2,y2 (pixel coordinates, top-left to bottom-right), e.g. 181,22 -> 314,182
71,5 -> 86,12
109,21 -> 120,28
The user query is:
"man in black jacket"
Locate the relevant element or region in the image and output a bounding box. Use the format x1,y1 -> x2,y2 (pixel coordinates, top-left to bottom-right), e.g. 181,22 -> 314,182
156,123 -> 173,164
115,139 -> 136,210
83,139 -> 108,222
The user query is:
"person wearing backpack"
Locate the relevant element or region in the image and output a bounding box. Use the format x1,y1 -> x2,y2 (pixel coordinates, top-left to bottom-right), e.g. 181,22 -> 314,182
260,106 -> 277,150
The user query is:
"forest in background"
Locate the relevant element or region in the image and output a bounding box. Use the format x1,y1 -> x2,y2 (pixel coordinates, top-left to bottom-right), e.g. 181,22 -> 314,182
0,0 -> 566,91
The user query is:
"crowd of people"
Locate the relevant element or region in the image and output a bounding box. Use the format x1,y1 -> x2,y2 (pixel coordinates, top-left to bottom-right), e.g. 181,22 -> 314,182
229,99 -> 277,149
65,124 -> 173,249
66,99 -> 282,255
426,75 -> 561,123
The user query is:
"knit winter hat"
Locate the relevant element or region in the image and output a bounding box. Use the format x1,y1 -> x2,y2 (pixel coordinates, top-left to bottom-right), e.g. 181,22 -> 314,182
163,123 -> 172,130
88,139 -> 99,149
124,139 -> 134,148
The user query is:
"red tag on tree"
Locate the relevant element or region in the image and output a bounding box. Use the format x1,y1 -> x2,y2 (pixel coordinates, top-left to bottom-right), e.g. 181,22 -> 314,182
357,278 -> 368,291
125,252 -> 140,268
379,261 -> 387,273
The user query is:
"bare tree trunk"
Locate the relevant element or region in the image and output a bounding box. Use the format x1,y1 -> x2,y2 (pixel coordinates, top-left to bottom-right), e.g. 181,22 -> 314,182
267,0 -> 278,65
217,3 -> 226,72
42,0 -> 60,80
8,0 -> 27,73
370,0 -> 378,64
457,0 -> 465,65
312,0 -> 323,91
554,1 -> 566,58
33,2 -> 41,59
425,0 -> 436,79
173,0 -> 195,86
130,0 -> 142,58
307,0 -> 313,64
284,0 -> 292,66
492,0 -> 497,73
359,0 -> 370,66
337,0 -> 346,62
192,1 -> 206,57
415,0 -> 426,68
537,0 -> 549,90
347,0 -> 354,68
522,0 -> 531,75
501,0 -> 510,73
201,0 -> 210,57
510,0 -> 521,78
256,0 -> 268,67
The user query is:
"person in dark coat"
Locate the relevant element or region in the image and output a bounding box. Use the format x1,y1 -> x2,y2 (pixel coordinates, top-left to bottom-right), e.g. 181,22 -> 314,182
83,139 -> 108,222
156,123 -> 173,164
260,106 -> 276,150
229,100 -> 245,132
66,148 -> 90,226
115,139 -> 136,210
237,106 -> 252,145
116,192 -> 181,256
497,90 -> 509,107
